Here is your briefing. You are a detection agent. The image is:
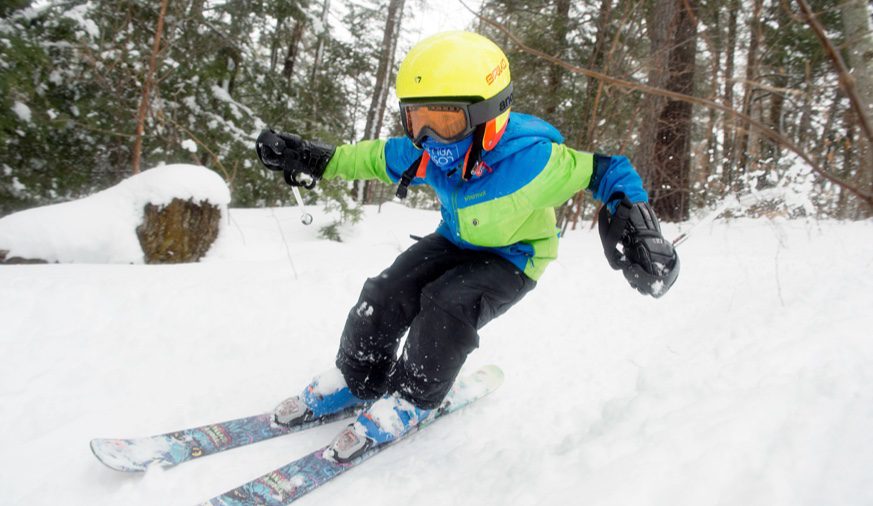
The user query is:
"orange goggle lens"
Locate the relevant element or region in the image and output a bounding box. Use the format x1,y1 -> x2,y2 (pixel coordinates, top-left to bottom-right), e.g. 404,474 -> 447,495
403,105 -> 469,142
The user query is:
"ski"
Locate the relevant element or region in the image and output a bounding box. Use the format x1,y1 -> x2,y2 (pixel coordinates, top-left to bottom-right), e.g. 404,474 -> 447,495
199,365 -> 504,506
90,406 -> 362,472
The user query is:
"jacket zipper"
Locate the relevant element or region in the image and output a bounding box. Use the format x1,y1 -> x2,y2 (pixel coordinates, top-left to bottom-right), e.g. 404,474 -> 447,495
450,178 -> 463,240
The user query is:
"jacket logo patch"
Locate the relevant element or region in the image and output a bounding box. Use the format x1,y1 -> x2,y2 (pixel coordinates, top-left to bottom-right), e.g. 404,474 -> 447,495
472,161 -> 493,178
465,191 -> 487,202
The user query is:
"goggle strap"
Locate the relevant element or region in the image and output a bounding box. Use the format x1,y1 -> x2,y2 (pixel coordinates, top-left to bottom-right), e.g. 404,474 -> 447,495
467,83 -> 513,126
417,152 -> 431,178
395,154 -> 427,199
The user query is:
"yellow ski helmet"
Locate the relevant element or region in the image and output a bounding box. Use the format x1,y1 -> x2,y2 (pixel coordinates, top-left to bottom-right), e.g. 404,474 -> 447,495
396,31 -> 512,151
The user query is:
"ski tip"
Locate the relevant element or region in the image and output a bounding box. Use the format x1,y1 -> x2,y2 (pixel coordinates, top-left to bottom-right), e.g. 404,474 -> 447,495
480,364 -> 503,374
89,438 -> 153,472
90,438 -> 126,472
477,364 -> 504,385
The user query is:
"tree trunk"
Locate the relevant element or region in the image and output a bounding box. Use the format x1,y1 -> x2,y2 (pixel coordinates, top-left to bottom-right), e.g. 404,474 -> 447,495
635,0 -> 673,189
840,109 -> 857,218
763,4 -> 790,177
363,0 -> 404,140
366,8 -> 404,205
544,0 -> 571,120
557,0 -> 610,231
307,0 -> 331,129
359,0 -> 405,204
282,19 -> 306,80
702,4 -> 720,181
839,0 -> 873,216
635,0 -> 697,222
721,0 -> 738,191
131,0 -> 170,175
372,11 -> 402,138
577,0 -> 611,150
839,0 -> 873,119
734,0 -> 763,180
798,61 -> 813,146
270,15 -> 285,73
372,17 -> 400,139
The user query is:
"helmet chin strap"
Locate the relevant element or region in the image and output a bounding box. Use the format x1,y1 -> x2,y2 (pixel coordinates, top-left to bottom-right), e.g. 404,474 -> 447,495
461,124 -> 487,181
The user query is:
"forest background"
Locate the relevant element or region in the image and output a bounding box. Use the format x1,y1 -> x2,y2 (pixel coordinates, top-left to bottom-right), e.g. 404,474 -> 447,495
2,0 -> 872,239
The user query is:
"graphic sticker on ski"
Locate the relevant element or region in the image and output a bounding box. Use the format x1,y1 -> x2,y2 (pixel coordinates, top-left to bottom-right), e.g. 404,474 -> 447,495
199,365 -> 504,506
91,407 -> 362,472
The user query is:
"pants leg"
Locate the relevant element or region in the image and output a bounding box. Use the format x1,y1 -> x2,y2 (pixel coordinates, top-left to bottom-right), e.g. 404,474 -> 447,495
391,254 -> 537,409
335,234 -> 473,399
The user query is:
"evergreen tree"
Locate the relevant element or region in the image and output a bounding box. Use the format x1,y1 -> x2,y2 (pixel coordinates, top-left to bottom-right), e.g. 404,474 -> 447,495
2,0 -> 871,221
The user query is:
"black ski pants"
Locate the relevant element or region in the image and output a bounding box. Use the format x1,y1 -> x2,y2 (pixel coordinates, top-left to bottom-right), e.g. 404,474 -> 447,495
335,233 -> 536,409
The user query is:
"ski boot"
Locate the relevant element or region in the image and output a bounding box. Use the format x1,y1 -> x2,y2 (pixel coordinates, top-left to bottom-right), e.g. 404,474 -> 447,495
273,367 -> 367,427
325,392 -> 432,462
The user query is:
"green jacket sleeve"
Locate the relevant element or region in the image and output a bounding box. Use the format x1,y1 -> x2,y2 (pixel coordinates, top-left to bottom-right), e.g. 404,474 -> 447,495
519,143 -> 594,209
322,139 -> 392,184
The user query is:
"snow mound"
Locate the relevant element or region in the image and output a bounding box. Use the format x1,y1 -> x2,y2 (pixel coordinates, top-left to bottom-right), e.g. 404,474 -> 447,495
0,164 -> 230,264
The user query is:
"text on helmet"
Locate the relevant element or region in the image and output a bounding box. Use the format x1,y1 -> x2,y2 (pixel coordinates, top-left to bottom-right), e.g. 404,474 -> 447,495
485,59 -> 508,85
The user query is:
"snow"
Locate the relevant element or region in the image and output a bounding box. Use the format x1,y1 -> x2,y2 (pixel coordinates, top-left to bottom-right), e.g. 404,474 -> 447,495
62,4 -> 100,39
11,177 -> 26,193
11,101 -> 31,122
355,300 -> 374,318
310,17 -> 325,36
181,139 -> 198,153
210,85 -> 258,123
311,367 -> 348,397
182,96 -> 201,114
1,202 -> 872,506
0,164 -> 230,263
360,397 -> 407,437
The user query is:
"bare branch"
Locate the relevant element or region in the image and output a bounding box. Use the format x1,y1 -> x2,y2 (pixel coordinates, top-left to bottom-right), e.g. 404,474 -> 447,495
457,0 -> 873,209
795,0 -> 873,145
732,78 -> 806,97
131,0 -> 170,175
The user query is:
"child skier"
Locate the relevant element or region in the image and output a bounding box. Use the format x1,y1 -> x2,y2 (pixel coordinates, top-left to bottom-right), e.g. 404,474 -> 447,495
256,31 -> 679,462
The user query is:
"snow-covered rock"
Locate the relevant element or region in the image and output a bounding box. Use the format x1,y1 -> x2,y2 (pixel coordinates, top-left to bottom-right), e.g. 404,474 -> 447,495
0,164 -> 230,263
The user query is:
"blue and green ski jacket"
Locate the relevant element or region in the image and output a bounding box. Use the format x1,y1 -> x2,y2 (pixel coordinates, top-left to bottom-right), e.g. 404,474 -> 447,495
324,113 -> 647,280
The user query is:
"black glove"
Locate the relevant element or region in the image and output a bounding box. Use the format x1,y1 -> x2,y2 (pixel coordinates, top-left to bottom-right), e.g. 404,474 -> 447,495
598,196 -> 680,298
256,129 -> 335,189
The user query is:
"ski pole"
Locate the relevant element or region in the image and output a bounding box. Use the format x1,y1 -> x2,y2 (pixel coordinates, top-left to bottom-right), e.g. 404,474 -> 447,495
671,196 -> 738,247
291,186 -> 313,225
671,188 -> 789,247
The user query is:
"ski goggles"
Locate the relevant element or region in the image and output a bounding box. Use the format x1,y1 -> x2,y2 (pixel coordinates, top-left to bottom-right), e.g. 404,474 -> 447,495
399,83 -> 513,146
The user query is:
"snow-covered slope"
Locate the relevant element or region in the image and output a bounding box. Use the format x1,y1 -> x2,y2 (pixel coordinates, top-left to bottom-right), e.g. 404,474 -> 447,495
1,204 -> 871,506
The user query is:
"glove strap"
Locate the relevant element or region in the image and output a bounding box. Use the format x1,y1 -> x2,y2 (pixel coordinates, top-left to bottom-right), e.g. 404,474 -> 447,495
597,194 -> 633,270
587,153 -> 612,192
282,141 -> 325,190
